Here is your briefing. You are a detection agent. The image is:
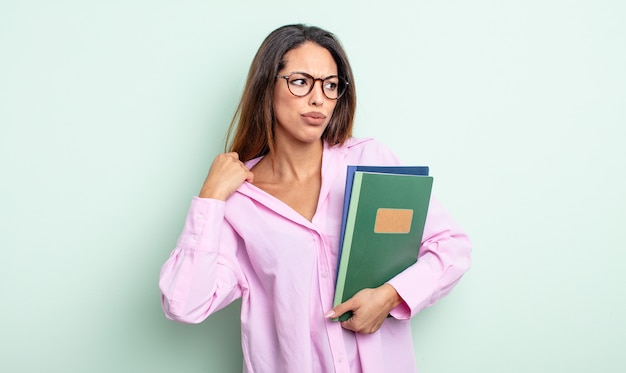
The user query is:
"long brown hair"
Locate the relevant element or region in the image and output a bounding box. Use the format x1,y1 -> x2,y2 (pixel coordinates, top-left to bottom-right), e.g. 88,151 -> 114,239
225,24 -> 357,162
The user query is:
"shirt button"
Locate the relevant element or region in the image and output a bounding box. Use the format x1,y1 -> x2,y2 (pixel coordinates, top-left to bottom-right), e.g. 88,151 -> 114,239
190,234 -> 197,242
321,271 -> 328,278
337,356 -> 344,363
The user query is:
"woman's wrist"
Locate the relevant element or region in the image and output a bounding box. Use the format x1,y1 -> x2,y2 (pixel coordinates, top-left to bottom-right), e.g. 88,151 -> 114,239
382,283 -> 403,310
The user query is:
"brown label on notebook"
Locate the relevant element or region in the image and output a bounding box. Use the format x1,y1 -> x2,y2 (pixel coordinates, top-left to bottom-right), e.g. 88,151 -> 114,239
374,208 -> 413,234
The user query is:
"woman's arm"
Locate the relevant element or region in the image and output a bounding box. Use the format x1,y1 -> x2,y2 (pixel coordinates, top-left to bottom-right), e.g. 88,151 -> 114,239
159,152 -> 252,323
327,197 -> 471,332
159,197 -> 246,324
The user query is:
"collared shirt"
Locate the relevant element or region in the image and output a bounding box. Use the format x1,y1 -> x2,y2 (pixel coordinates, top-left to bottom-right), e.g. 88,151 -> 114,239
159,137 -> 472,373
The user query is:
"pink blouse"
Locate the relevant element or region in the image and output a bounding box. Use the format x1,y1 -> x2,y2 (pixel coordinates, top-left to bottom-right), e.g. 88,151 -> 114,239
159,137 -> 472,372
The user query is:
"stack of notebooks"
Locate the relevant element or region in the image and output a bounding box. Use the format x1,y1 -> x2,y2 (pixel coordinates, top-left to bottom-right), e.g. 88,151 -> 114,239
332,165 -> 433,321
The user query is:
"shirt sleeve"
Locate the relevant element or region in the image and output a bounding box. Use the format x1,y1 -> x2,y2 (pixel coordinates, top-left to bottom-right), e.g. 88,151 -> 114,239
387,196 -> 472,319
159,196 -> 246,324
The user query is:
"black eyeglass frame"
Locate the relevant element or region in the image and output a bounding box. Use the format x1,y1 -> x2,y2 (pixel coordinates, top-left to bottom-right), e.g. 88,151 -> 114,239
276,72 -> 349,100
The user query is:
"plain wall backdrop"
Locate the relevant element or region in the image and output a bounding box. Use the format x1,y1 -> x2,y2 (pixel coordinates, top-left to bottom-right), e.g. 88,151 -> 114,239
1,0 -> 624,372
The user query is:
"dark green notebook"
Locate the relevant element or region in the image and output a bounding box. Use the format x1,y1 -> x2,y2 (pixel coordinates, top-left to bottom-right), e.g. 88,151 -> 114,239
333,171 -> 433,321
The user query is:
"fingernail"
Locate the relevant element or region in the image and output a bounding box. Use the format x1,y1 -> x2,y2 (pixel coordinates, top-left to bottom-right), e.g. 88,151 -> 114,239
324,310 -> 335,318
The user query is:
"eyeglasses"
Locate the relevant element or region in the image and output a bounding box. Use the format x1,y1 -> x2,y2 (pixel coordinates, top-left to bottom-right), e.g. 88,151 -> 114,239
276,72 -> 349,100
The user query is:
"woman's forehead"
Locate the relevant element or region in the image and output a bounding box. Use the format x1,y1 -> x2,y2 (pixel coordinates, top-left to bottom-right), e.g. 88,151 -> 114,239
281,42 -> 337,75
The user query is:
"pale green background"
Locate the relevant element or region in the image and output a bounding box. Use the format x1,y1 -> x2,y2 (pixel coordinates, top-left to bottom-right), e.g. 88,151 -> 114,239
1,0 -> 624,372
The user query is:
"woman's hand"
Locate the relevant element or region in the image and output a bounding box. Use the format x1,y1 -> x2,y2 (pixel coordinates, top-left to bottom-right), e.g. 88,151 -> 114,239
326,283 -> 403,334
199,152 -> 254,200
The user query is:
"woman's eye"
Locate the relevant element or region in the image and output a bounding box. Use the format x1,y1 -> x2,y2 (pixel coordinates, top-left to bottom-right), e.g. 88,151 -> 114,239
324,82 -> 338,91
290,78 -> 308,86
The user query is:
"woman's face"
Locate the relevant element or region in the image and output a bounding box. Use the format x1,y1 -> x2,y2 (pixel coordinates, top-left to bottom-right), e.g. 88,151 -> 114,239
273,42 -> 338,146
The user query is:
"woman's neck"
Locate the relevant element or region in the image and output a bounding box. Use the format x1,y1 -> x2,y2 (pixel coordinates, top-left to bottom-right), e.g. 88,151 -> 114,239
264,139 -> 324,182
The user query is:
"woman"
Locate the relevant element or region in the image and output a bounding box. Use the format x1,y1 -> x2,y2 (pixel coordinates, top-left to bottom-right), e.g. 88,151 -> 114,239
159,24 -> 472,372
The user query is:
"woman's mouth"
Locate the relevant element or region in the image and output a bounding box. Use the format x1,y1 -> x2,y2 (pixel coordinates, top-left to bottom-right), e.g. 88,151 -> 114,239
301,112 -> 327,125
